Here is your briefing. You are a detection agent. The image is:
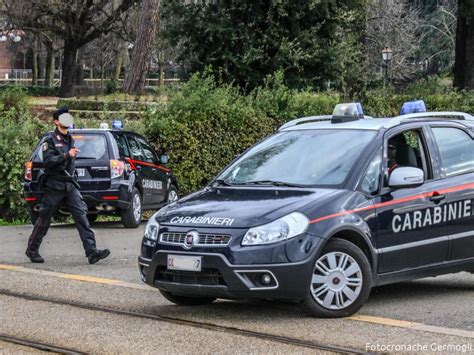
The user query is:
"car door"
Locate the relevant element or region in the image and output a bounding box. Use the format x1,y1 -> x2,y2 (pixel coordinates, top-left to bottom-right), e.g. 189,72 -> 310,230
135,135 -> 168,204
375,126 -> 449,273
429,124 -> 474,261
125,134 -> 155,205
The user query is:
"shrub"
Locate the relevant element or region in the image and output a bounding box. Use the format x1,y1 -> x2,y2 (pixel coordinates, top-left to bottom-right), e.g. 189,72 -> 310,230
0,109 -> 47,221
0,86 -> 29,112
0,85 -> 59,97
57,98 -> 163,112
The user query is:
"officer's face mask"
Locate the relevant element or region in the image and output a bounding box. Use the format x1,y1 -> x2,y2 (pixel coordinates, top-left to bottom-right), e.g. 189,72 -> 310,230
57,113 -> 74,131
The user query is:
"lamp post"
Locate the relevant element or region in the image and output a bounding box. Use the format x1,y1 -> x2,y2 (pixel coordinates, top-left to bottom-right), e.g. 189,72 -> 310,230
381,46 -> 393,87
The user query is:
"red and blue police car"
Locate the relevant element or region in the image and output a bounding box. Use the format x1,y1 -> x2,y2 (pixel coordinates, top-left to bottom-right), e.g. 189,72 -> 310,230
24,122 -> 178,228
139,102 -> 474,317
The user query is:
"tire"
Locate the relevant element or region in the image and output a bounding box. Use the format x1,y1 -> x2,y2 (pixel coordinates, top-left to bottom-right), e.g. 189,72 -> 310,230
159,290 -> 216,306
300,238 -> 372,318
87,214 -> 98,224
166,185 -> 179,205
120,187 -> 142,228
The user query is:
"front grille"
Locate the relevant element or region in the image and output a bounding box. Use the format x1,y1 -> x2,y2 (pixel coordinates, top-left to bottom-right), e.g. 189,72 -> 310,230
156,267 -> 226,286
160,232 -> 231,247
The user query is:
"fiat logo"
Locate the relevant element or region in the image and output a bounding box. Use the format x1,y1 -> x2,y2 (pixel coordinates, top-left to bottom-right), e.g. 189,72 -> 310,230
183,230 -> 199,249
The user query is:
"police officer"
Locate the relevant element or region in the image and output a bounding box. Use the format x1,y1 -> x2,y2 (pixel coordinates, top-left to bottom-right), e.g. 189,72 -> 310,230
26,108 -> 110,264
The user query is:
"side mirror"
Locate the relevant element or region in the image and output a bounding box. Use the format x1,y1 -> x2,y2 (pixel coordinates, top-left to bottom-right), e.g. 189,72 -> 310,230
160,154 -> 169,164
389,167 -> 424,189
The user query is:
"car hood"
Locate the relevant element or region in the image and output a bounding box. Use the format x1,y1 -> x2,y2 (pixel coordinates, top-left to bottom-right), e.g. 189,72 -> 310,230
155,186 -> 345,228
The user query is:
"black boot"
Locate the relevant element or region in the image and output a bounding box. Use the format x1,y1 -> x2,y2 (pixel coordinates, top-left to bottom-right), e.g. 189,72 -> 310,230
88,249 -> 111,265
26,250 -> 45,263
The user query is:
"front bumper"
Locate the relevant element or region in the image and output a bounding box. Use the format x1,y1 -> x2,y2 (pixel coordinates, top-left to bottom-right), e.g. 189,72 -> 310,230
138,248 -> 319,301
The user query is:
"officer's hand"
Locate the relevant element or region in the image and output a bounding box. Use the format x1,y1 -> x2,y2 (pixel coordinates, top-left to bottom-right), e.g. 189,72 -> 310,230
68,148 -> 80,158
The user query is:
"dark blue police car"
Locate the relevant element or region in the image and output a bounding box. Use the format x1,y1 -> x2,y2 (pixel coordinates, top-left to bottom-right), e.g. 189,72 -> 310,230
24,122 -> 178,228
139,102 -> 474,317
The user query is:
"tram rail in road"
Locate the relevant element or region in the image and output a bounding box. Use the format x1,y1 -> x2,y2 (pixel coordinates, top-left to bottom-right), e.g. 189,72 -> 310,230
0,289 -> 361,354
0,333 -> 86,355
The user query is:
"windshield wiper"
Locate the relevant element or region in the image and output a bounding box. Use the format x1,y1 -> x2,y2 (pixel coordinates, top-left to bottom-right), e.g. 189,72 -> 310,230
212,179 -> 234,186
240,180 -> 306,187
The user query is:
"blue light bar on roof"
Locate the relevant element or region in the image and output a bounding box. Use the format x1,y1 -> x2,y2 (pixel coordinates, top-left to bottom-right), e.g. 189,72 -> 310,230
400,100 -> 426,115
112,120 -> 123,129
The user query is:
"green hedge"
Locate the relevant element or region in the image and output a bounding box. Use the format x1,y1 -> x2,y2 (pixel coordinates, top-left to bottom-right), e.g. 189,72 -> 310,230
57,98 -> 164,113
0,85 -> 59,97
144,72 -> 474,196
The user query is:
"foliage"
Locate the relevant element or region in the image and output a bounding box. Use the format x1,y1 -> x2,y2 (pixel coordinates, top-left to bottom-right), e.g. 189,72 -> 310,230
105,80 -> 119,95
0,86 -> 29,112
0,85 -> 59,97
57,98 -> 164,112
162,0 -> 366,91
0,107 -> 47,222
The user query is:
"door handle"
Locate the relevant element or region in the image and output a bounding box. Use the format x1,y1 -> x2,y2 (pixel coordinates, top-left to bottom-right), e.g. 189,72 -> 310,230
136,165 -> 142,171
429,193 -> 446,203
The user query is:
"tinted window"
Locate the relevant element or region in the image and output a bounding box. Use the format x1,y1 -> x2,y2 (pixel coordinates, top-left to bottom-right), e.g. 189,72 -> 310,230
72,134 -> 109,160
136,136 -> 158,164
115,134 -> 130,158
432,127 -> 474,176
219,129 -> 376,186
127,135 -> 145,160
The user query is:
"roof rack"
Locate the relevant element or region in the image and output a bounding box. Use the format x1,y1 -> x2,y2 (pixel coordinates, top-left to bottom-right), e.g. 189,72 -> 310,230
279,115 -> 332,130
399,111 -> 474,121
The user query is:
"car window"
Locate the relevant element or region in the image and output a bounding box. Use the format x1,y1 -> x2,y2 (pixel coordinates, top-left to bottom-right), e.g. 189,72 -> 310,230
385,129 -> 431,182
126,135 -> 145,161
115,134 -> 130,158
136,136 -> 158,164
360,147 -> 382,195
432,127 -> 474,177
219,129 -> 376,186
72,134 -> 109,160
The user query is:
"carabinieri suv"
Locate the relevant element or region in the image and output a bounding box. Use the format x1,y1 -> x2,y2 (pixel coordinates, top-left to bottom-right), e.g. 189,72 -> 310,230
139,102 -> 474,317
24,125 -> 178,228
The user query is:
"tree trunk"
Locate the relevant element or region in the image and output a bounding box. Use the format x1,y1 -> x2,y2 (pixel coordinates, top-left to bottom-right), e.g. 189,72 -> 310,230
60,41 -> 79,97
454,0 -> 474,90
122,0 -> 160,94
32,40 -> 38,86
44,41 -> 55,87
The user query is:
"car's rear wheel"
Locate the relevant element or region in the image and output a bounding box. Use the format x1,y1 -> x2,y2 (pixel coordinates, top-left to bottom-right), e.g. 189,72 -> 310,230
120,187 -> 142,228
300,238 -> 372,318
167,185 -> 179,204
159,290 -> 216,306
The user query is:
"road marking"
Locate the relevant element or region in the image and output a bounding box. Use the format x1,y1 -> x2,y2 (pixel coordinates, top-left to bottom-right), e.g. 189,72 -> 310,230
1,264 -> 473,339
348,314 -> 474,339
0,264 -> 153,291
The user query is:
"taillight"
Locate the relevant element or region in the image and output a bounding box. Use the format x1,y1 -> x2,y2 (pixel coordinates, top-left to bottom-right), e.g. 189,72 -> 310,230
25,161 -> 33,181
110,159 -> 125,179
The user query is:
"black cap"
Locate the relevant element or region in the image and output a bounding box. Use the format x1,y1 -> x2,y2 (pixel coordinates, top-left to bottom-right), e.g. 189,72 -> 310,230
53,107 -> 69,120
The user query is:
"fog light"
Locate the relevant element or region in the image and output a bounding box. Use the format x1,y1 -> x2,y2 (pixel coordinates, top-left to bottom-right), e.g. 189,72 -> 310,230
261,273 -> 272,285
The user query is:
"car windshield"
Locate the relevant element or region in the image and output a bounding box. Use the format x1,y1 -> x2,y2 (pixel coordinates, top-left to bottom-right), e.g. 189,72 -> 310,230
218,129 -> 376,186
72,134 -> 109,160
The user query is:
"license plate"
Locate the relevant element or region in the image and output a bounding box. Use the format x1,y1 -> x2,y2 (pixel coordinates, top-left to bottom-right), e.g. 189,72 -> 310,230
76,168 -> 85,177
167,255 -> 202,272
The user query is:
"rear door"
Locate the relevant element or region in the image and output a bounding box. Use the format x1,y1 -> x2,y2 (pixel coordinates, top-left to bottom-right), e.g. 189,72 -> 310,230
429,125 -> 474,261
72,133 -> 111,191
125,134 -> 155,205
135,135 -> 168,203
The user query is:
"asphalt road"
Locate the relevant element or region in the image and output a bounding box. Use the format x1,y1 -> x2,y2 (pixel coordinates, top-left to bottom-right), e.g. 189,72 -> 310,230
0,222 -> 472,354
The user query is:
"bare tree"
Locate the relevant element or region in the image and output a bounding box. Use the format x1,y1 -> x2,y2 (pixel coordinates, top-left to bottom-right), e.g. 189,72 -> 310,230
2,0 -> 138,97
123,0 -> 160,94
454,0 -> 474,90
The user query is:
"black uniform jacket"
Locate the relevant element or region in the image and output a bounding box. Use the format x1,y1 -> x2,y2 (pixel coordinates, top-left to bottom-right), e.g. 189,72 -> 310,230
41,129 -> 75,191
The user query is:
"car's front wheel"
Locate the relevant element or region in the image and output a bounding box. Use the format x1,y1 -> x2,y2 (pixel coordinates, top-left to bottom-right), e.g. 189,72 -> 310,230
166,185 -> 179,205
120,187 -> 142,228
300,238 -> 372,318
159,290 -> 216,306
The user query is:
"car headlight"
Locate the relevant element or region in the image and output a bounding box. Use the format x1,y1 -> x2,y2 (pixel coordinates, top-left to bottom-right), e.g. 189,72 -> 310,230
242,212 -> 309,246
144,215 -> 159,242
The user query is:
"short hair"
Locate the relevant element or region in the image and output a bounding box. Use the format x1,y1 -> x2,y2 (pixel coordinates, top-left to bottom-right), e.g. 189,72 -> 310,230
53,107 -> 69,120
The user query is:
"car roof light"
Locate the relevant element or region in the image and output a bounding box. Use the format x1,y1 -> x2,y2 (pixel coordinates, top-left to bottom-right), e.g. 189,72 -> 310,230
112,120 -> 123,129
331,102 -> 364,123
400,100 -> 426,115
99,123 -> 109,129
